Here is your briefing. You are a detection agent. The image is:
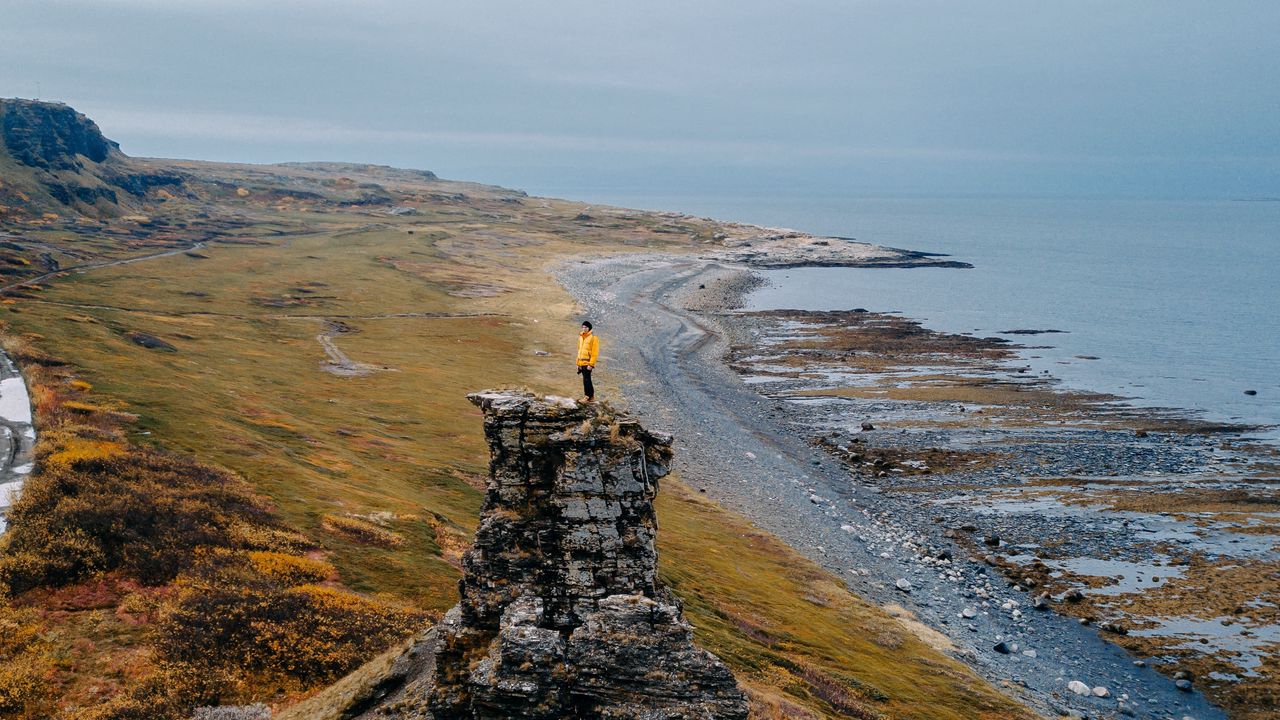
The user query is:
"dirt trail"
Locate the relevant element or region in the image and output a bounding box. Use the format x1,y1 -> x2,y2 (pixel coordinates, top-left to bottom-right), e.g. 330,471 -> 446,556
315,320 -> 389,377
0,241 -> 208,294
558,254 -> 1228,720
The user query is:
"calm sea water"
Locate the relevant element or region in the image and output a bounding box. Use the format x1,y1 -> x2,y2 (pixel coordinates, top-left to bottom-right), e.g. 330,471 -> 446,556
551,192 -> 1280,433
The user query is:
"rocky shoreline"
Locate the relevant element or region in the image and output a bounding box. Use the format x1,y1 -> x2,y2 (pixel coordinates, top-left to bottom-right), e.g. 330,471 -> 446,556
557,253 -> 1274,720
718,303 -> 1279,718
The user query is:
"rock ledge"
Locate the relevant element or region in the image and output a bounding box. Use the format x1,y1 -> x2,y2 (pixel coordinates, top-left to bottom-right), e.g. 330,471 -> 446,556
342,390 -> 748,720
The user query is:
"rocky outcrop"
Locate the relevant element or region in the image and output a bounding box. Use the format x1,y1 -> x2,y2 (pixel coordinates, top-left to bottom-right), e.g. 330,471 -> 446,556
314,391 -> 748,720
705,224 -> 973,268
0,99 -> 117,170
0,99 -> 184,218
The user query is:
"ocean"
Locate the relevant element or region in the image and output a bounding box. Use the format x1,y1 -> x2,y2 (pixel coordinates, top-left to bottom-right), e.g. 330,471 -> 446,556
547,192 -> 1280,434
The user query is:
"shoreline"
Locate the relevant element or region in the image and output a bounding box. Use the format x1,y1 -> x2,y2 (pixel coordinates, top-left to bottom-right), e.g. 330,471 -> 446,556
557,252 -> 1266,720
717,281 -> 1278,717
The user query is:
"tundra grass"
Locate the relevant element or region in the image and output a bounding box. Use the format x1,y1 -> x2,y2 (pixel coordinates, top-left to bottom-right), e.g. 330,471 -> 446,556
1,192 -> 1036,717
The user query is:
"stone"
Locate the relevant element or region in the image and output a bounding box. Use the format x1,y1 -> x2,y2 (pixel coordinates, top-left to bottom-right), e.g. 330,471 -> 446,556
993,641 -> 1010,654
1092,686 -> 1110,698
421,391 -> 748,720
1,99 -> 115,169
961,607 -> 978,619
0,99 -> 184,219
1067,680 -> 1091,696
983,533 -> 1001,547
127,331 -> 177,352
190,706 -> 272,720
860,421 -> 875,431
895,578 -> 913,592
1175,679 -> 1193,692
1100,621 -> 1129,635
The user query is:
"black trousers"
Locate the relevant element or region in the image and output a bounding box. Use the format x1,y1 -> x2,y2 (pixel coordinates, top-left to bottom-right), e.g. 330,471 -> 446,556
578,367 -> 594,398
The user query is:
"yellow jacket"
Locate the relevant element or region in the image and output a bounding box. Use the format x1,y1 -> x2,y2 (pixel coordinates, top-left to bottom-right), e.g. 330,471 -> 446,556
577,331 -> 599,367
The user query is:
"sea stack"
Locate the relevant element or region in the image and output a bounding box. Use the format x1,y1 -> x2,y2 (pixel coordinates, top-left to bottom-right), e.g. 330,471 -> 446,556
360,390 -> 748,719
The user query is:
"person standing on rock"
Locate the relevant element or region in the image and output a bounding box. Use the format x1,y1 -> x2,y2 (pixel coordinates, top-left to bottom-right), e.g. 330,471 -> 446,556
576,321 -> 600,402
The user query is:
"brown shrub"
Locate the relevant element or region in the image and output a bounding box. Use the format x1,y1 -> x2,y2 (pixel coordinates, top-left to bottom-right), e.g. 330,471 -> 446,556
244,551 -> 334,586
62,662 -> 231,720
229,522 -> 315,554
154,550 -> 425,682
0,605 -> 54,718
0,654 -> 51,718
0,448 -> 275,594
320,513 -> 405,547
796,665 -> 887,720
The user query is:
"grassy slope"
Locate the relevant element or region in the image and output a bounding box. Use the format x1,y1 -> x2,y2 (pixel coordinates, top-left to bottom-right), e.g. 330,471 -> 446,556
1,170 -> 1036,718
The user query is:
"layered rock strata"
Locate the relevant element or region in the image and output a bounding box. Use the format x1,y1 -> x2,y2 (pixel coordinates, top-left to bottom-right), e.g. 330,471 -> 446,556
423,391 -> 748,720
0,98 -> 184,217
286,391 -> 748,720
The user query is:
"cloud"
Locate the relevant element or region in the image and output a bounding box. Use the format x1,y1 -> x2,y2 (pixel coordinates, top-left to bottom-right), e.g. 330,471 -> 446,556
90,106 -> 1278,172
5,1 -> 1276,196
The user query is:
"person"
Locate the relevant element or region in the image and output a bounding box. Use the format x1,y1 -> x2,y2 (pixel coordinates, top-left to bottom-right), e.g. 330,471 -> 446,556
576,321 -> 599,402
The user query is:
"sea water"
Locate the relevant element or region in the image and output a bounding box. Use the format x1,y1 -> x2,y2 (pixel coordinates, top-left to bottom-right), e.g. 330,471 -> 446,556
556,193 -> 1280,433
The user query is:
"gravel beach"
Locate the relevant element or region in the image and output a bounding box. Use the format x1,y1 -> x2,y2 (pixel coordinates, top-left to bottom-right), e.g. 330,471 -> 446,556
557,253 -> 1254,720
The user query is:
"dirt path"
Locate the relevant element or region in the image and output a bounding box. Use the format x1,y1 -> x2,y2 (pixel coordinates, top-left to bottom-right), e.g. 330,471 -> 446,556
558,254 -> 1227,720
0,241 -> 208,294
314,320 -> 390,377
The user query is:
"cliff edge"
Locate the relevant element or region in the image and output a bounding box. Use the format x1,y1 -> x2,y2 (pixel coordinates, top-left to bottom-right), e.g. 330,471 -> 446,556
290,391 -> 748,720
0,98 -> 183,218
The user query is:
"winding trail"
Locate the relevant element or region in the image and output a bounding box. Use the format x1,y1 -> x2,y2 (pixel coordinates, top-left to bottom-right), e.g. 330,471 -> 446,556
558,254 -> 1226,720
0,242 -> 208,294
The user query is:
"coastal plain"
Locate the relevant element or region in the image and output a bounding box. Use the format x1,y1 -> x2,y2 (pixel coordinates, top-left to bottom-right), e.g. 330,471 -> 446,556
1,99 -> 1273,720
0,156 -> 1034,719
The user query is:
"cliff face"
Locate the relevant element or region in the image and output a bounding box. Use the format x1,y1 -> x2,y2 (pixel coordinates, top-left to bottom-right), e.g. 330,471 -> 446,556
0,98 -> 182,218
337,391 -> 748,720
0,99 -> 118,171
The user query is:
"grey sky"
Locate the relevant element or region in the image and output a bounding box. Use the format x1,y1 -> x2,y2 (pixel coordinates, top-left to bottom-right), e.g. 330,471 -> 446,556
2,0 -> 1277,199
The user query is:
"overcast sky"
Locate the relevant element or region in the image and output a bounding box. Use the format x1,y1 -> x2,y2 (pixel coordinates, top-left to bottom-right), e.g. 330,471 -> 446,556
2,0 -> 1277,200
